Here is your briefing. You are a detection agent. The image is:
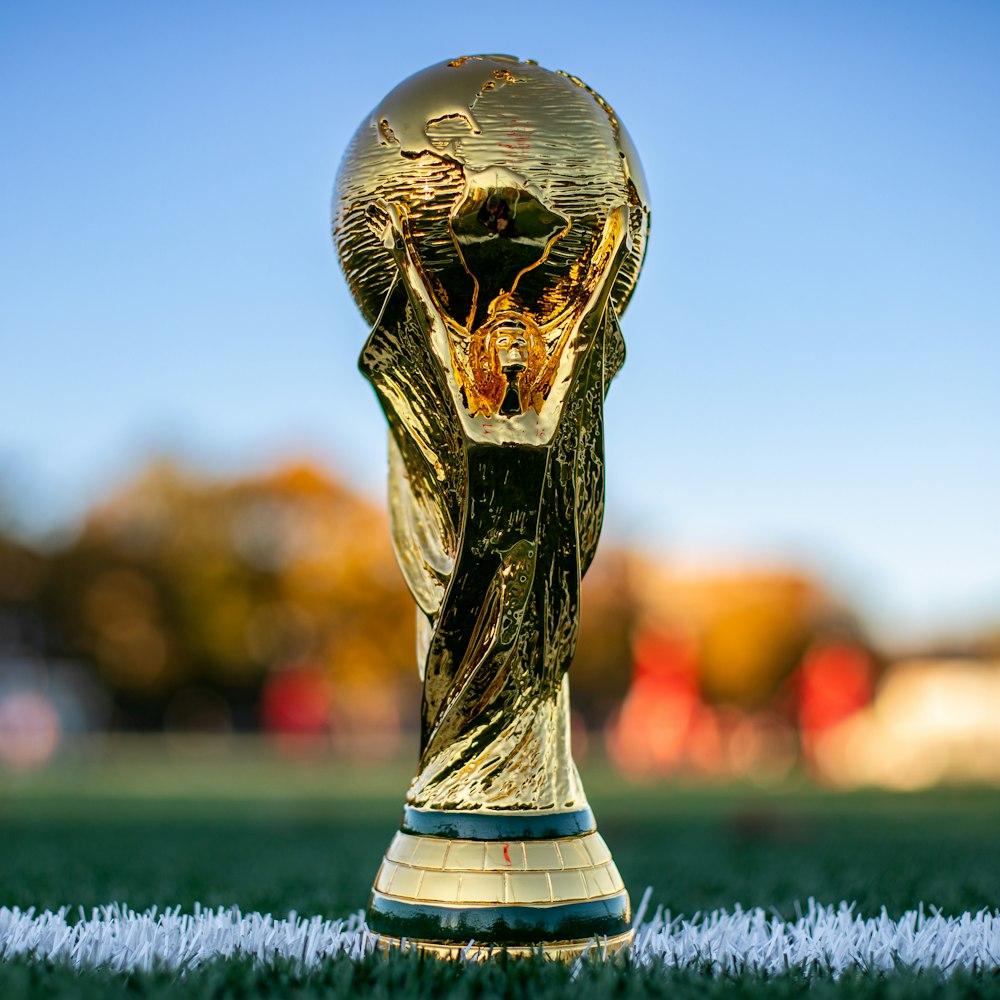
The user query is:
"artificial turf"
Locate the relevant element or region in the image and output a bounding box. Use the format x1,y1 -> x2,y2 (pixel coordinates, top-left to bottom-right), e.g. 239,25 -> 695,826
1,741 -> 999,996
2,953 -> 1000,1000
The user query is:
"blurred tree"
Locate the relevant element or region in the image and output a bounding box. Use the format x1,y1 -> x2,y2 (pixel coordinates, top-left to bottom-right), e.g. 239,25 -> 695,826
630,561 -> 872,708
698,574 -> 818,705
8,457 -> 887,743
15,457 -> 654,732
37,459 -> 417,729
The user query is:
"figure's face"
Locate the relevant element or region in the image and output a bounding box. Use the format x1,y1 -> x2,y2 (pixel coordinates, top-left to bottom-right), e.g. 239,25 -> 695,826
485,312 -> 536,376
494,328 -> 529,373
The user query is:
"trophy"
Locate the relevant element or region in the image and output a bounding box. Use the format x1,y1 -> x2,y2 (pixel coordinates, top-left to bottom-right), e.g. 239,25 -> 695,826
332,54 -> 649,957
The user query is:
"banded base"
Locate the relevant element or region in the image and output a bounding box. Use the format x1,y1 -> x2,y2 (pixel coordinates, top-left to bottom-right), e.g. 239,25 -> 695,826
366,807 -> 631,956
373,929 -> 634,960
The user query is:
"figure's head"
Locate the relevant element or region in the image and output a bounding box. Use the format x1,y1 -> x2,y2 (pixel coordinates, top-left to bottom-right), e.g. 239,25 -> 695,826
494,330 -> 528,373
467,312 -> 546,417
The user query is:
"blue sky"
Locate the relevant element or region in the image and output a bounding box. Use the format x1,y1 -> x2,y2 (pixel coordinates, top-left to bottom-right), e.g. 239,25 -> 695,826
1,1 -> 998,645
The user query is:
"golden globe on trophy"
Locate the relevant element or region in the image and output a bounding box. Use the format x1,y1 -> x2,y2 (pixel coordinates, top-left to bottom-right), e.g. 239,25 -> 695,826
332,54 -> 649,957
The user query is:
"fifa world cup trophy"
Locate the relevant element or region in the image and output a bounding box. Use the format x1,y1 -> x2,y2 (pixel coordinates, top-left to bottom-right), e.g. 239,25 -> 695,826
332,55 -> 649,956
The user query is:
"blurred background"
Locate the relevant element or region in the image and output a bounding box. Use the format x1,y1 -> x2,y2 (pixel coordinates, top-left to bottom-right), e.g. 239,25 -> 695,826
1,1 -> 998,790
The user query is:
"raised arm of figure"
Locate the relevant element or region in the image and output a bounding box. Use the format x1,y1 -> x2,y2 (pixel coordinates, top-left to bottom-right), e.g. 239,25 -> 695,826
365,199 -> 456,382
537,203 -> 631,417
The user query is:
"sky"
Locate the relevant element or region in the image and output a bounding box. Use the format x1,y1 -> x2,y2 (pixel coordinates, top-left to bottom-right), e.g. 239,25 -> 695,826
1,1 -> 998,646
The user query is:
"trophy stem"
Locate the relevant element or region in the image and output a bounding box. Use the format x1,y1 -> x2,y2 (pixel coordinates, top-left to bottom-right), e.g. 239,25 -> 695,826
367,804 -> 632,957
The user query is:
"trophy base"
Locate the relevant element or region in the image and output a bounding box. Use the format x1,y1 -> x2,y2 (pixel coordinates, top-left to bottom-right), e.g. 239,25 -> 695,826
366,806 -> 632,958
373,930 -> 634,960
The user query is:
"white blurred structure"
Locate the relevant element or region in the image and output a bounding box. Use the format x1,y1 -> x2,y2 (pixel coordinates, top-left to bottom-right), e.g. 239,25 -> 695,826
813,659 -> 1000,788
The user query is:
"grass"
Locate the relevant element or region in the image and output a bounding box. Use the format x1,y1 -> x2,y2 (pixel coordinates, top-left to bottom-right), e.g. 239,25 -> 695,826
1,737 -> 999,996
2,953 -> 999,1000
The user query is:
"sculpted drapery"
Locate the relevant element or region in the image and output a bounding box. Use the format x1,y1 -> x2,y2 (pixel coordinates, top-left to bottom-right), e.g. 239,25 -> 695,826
360,202 -> 630,811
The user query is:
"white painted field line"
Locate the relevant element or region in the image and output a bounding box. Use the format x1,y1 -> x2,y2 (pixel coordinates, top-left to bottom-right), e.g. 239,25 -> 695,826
0,904 -> 374,972
630,898 -> 1000,974
0,900 -> 998,975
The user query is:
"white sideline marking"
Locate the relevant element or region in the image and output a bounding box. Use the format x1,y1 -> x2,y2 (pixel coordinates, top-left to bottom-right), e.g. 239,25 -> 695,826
0,899 -> 997,975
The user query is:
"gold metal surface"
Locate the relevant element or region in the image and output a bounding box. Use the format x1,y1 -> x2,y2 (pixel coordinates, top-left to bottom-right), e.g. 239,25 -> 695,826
373,831 -> 626,906
374,931 -> 635,961
332,54 -> 649,955
384,831 -> 614,872
374,860 -> 625,905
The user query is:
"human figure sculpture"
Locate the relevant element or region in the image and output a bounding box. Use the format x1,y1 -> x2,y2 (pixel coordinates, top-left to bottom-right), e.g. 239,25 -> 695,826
333,54 -> 649,956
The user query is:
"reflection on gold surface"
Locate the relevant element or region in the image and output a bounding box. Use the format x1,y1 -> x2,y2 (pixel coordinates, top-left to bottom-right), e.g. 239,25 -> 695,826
374,931 -> 635,961
383,830 -> 614,872
374,854 -> 624,906
333,55 -> 648,952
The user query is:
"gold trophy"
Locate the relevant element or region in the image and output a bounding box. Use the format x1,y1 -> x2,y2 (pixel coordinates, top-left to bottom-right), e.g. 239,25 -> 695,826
332,55 -> 649,957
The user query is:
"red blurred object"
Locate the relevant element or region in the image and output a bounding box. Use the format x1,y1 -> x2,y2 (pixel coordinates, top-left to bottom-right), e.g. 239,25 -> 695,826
260,665 -> 333,734
798,641 -> 873,735
607,628 -> 701,775
631,629 -> 699,693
